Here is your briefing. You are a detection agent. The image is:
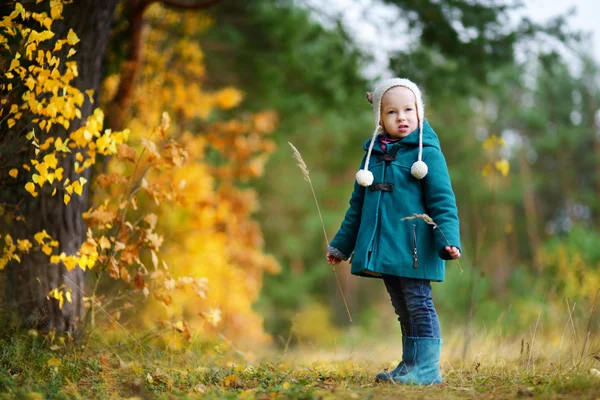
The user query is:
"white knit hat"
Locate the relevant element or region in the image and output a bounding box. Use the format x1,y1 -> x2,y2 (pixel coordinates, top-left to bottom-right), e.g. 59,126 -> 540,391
356,78 -> 428,186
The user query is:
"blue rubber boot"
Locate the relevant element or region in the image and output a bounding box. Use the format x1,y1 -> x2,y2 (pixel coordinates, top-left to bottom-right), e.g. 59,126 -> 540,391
394,338 -> 442,385
375,337 -> 416,382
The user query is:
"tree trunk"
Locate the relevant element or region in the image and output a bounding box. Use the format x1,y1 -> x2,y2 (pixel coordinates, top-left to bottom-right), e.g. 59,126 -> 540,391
519,152 -> 543,272
107,0 -> 150,131
4,0 -> 119,335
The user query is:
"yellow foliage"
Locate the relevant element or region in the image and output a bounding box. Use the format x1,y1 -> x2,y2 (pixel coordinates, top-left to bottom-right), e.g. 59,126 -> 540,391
482,134 -> 505,150
215,87 -> 243,109
17,239 -> 32,252
66,28 -> 79,45
1,0 -> 280,346
80,5 -> 281,344
292,303 -> 341,347
47,285 -> 72,309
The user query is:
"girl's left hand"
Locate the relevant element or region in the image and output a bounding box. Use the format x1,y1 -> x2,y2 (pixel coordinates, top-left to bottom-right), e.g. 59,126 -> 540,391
445,246 -> 461,259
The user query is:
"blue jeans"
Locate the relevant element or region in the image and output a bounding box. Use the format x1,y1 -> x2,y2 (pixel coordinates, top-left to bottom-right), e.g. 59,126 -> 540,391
383,275 -> 441,338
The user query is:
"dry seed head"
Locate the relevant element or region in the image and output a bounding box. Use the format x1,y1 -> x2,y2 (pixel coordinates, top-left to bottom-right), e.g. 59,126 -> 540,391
402,213 -> 437,227
288,142 -> 311,182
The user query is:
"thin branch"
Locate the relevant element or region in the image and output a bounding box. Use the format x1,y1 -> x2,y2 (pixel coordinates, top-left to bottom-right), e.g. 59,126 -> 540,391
152,0 -> 224,9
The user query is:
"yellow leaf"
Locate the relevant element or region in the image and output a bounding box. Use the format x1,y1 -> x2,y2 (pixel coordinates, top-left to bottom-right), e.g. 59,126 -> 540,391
50,1 -> 63,20
9,169 -> 18,178
144,214 -> 157,229
25,182 -> 38,197
117,143 -> 136,163
37,30 -> 55,43
66,29 -> 79,46
80,239 -> 96,255
223,374 -> 240,388
47,357 -> 61,367
8,58 -> 19,71
53,38 -> 67,52
63,256 -> 77,271
42,245 -> 52,256
66,48 -> 76,58
43,153 -> 58,169
8,119 -> 15,129
64,194 -> 70,205
216,87 -> 243,109
495,159 -> 510,177
43,17 -> 52,30
55,137 -> 70,153
34,230 -> 50,244
99,236 -> 111,250
17,239 -> 32,252
85,89 -> 94,104
15,3 -> 25,18
50,255 -> 60,263
72,181 -> 82,195
65,291 -> 72,303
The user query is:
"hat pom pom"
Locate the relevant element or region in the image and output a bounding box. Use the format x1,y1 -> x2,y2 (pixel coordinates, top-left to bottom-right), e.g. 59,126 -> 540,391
356,169 -> 374,186
411,161 -> 428,179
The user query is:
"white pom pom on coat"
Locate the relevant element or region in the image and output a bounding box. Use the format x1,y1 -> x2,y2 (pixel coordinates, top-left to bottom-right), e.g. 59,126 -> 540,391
356,169 -> 374,187
411,160 -> 428,179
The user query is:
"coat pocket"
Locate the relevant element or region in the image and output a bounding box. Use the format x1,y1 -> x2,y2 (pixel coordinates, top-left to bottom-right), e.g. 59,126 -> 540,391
412,223 -> 418,269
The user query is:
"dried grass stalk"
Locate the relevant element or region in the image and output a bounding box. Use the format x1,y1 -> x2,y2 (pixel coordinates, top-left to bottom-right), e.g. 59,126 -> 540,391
288,142 -> 352,322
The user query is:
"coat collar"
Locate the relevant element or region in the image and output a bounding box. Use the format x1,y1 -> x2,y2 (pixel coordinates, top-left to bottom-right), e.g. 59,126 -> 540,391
362,120 -> 441,154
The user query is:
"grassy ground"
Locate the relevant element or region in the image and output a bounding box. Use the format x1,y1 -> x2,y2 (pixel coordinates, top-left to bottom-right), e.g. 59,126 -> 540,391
1,329 -> 600,399
0,334 -> 600,399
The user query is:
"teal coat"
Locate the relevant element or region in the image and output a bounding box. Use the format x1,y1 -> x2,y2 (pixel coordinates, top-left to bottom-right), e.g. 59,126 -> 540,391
330,121 -> 460,282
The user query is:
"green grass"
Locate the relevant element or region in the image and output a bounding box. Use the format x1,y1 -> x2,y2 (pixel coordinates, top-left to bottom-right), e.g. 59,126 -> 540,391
1,330 -> 600,399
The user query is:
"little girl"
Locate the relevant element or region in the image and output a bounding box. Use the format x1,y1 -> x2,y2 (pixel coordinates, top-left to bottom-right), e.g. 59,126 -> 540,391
326,78 -> 461,385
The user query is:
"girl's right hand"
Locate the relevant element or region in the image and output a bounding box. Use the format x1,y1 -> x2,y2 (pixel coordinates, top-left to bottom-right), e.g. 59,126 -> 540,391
326,251 -> 342,265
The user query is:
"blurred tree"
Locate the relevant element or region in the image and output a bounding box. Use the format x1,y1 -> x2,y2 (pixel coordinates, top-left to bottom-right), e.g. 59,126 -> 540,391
200,0 -> 373,334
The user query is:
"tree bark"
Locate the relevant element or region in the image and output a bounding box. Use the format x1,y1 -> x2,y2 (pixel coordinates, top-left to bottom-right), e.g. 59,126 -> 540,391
4,0 -> 119,335
107,0 -> 150,131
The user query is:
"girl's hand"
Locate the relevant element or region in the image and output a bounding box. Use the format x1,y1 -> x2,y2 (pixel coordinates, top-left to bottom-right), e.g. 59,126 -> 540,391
445,246 -> 461,259
326,251 -> 342,265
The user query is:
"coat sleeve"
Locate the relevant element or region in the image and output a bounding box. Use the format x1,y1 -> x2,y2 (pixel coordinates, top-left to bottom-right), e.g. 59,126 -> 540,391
329,156 -> 367,260
422,148 -> 461,260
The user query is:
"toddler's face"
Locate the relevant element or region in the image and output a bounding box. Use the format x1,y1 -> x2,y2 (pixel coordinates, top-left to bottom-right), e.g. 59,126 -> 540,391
380,86 -> 419,138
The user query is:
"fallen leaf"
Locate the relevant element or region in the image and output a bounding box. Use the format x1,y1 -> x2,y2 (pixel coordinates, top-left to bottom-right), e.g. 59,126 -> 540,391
47,357 -> 61,367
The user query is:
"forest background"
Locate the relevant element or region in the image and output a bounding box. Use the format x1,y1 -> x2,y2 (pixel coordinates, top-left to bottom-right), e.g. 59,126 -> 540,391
1,0 -> 600,398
